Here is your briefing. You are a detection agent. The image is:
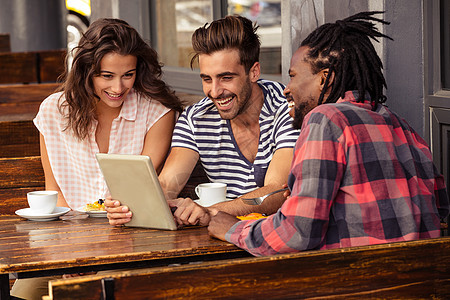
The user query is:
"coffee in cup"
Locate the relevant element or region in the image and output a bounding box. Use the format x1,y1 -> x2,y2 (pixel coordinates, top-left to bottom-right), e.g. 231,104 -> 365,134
27,191 -> 58,214
195,182 -> 227,207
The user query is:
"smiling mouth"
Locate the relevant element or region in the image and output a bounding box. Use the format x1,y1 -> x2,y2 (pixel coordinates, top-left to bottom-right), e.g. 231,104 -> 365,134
288,100 -> 295,109
105,91 -> 124,100
215,96 -> 234,108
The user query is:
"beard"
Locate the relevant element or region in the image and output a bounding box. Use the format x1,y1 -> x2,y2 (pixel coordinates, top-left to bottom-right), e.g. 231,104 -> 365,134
210,78 -> 252,120
292,96 -> 317,130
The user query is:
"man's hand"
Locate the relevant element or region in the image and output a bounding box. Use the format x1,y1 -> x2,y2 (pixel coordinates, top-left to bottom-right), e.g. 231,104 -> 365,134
281,183 -> 291,199
104,197 -> 132,226
208,211 -> 240,241
168,198 -> 212,226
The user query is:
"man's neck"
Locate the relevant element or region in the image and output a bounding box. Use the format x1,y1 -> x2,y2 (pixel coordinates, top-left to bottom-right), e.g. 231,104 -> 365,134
229,83 -> 264,163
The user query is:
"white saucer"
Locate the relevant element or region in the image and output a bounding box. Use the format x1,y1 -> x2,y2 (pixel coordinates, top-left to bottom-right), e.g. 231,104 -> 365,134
193,199 -> 232,207
15,207 -> 71,221
76,207 -> 107,218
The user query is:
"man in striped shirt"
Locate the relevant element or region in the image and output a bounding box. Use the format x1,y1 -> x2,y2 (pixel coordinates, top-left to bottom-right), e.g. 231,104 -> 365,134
162,15 -> 300,226
107,15 -> 300,227
208,12 -> 449,255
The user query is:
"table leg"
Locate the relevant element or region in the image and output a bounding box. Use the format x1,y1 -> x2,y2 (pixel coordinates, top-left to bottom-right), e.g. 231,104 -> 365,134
0,274 -> 10,300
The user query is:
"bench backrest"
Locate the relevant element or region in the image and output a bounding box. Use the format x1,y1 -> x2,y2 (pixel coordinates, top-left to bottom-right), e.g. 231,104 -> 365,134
0,120 -> 40,157
0,34 -> 10,52
0,83 -> 60,123
47,236 -> 450,299
0,49 -> 66,84
0,82 -> 60,104
0,156 -> 44,214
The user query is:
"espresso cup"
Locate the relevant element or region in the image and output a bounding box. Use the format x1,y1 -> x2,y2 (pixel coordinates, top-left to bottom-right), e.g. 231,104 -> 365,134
195,182 -> 227,207
27,191 -> 58,214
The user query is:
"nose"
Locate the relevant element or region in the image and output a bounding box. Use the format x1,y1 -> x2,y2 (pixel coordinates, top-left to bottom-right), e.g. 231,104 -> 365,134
283,85 -> 290,97
111,78 -> 124,93
208,80 -> 223,99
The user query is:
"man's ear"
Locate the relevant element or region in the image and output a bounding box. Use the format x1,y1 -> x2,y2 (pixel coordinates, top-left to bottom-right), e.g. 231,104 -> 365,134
249,62 -> 261,82
319,69 -> 335,91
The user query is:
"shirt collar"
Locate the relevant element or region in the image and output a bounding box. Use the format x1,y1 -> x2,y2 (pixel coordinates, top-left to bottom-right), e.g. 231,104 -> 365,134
337,90 -> 374,109
117,89 -> 138,121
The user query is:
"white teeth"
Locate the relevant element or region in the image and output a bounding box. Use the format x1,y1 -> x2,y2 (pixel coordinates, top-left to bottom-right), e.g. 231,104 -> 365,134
106,92 -> 122,98
288,101 -> 294,108
216,96 -> 233,106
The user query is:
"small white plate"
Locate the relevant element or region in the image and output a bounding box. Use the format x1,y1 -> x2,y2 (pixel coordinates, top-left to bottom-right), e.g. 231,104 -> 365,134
15,207 -> 71,221
76,207 -> 107,218
193,199 -> 232,207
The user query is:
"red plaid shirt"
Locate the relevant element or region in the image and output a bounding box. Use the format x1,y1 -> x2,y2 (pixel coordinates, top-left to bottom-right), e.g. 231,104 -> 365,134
226,91 -> 449,256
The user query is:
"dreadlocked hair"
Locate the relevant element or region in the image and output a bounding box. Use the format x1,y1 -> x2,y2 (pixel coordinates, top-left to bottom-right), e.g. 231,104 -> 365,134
301,11 -> 393,110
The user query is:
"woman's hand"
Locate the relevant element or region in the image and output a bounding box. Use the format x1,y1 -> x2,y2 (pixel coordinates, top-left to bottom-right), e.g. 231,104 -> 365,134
104,196 -> 132,226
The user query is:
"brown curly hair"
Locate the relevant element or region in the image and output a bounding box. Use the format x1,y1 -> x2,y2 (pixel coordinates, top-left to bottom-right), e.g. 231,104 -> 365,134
58,18 -> 182,140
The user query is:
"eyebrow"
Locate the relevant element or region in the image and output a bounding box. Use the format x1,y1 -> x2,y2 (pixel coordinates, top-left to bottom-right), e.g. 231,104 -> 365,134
200,71 -> 239,78
100,69 -> 137,74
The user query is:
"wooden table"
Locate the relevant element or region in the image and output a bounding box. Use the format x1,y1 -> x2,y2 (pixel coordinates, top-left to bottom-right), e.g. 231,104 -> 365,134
0,212 -> 249,299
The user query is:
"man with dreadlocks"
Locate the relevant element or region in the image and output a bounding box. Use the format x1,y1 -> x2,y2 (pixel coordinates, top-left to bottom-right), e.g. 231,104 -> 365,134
208,11 -> 449,256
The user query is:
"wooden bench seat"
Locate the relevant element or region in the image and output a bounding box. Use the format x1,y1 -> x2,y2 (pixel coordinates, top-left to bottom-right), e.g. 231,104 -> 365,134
46,236 -> 450,299
0,49 -> 66,84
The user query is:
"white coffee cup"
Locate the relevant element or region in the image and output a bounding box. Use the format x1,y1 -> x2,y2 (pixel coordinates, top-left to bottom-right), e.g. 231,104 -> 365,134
195,182 -> 227,207
27,191 -> 58,214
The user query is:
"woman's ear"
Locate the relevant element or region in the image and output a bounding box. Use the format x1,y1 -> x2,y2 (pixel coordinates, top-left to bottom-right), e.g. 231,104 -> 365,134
249,62 -> 261,82
319,69 -> 335,91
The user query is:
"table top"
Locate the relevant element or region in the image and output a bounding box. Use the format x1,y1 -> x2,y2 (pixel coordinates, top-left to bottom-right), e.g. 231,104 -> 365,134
0,211 -> 246,275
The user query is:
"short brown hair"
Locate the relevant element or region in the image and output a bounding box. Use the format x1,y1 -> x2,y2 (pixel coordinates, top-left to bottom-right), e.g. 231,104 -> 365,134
190,15 -> 260,73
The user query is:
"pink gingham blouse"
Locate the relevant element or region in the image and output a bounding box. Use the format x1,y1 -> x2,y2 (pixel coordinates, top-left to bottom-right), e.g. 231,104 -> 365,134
34,90 -> 171,209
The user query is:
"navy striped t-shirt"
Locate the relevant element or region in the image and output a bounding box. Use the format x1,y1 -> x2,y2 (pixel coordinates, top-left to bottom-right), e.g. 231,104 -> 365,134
171,80 -> 300,199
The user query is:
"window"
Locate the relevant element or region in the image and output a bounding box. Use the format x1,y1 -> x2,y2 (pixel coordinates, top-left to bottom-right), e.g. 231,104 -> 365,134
425,0 -> 450,229
151,0 -> 282,94
228,0 -> 282,75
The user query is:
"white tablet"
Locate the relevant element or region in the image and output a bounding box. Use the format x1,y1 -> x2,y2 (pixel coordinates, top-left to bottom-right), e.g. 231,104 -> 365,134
95,153 -> 177,230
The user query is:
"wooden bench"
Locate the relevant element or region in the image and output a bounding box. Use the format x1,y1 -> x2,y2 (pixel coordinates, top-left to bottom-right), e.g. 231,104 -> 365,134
0,82 -> 60,105
0,120 -> 39,157
0,156 -> 44,215
0,83 -> 60,157
0,49 -> 66,84
0,34 -> 10,53
45,236 -> 450,299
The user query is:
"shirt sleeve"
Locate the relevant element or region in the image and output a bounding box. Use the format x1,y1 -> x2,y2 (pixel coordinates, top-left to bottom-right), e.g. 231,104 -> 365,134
226,111 -> 346,256
273,103 -> 301,150
33,92 -> 63,138
170,106 -> 199,153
